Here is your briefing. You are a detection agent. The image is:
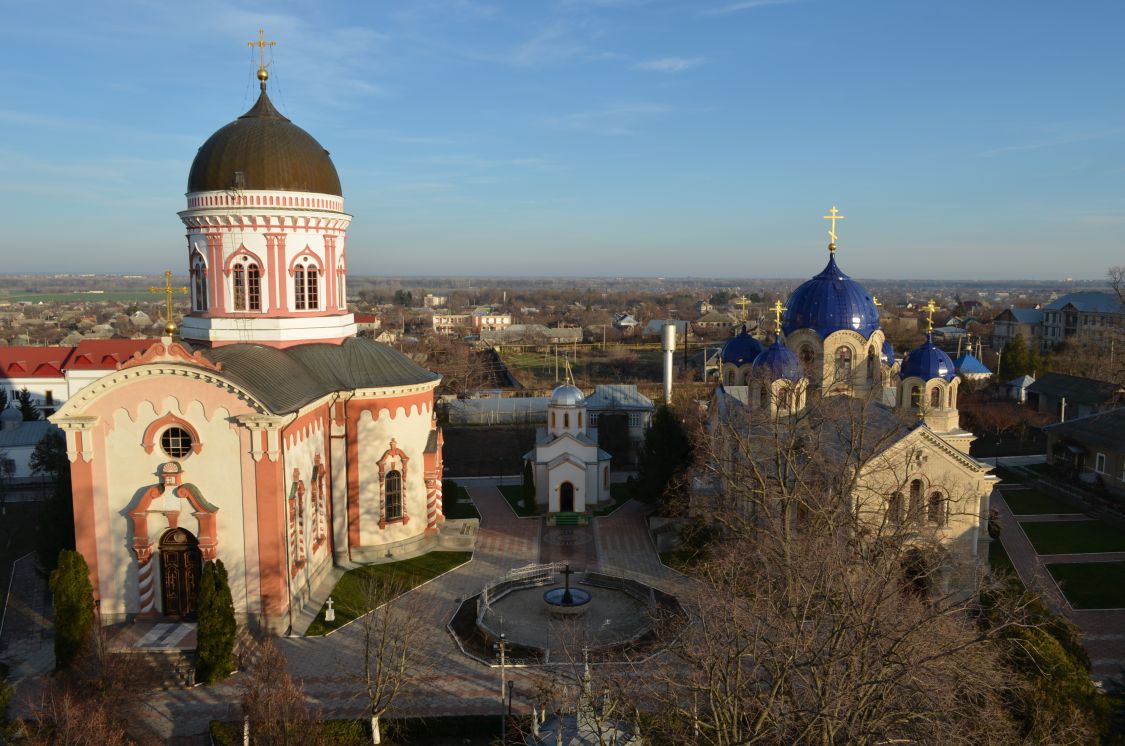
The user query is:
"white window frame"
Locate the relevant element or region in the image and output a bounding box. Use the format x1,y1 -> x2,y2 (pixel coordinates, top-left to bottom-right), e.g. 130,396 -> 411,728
1094,452 -> 1106,474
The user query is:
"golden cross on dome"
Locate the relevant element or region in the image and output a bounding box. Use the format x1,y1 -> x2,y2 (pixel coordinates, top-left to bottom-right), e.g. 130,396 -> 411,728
823,205 -> 844,252
924,298 -> 938,334
772,299 -> 786,334
149,270 -> 189,336
248,28 -> 277,83
734,295 -> 751,323
872,294 -> 882,308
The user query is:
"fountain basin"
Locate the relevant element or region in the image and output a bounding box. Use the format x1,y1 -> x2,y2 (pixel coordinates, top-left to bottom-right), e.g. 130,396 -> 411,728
543,587 -> 592,617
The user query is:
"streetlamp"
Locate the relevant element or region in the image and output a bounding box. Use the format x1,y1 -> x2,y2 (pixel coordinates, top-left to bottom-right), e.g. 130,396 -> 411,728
494,632 -> 509,740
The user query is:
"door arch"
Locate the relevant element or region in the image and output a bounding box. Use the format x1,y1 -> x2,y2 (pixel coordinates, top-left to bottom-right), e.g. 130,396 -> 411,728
559,481 -> 575,512
160,528 -> 202,618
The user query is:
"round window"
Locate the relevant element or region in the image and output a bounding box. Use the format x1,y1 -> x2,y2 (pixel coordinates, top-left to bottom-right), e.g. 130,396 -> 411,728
160,427 -> 194,459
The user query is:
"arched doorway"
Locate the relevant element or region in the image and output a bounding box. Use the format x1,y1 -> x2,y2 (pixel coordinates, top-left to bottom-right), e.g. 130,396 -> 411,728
160,528 -> 202,618
559,481 -> 575,513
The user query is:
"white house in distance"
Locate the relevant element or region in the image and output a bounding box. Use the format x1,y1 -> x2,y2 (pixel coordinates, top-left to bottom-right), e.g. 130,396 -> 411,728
525,382 -> 612,514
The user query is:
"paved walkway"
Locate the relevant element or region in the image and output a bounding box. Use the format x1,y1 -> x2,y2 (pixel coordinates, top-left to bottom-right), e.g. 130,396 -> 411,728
0,553 -> 53,682
994,491 -> 1125,682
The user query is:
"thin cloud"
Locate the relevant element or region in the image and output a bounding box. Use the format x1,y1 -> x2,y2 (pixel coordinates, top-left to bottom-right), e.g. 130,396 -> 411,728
547,103 -> 671,136
633,57 -> 705,73
704,0 -> 796,15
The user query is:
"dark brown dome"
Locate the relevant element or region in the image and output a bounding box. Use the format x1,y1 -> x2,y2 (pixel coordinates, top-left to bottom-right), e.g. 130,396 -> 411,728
187,86 -> 342,196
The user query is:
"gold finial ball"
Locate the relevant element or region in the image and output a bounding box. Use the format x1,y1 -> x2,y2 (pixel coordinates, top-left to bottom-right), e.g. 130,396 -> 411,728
257,67 -> 269,82
164,321 -> 177,335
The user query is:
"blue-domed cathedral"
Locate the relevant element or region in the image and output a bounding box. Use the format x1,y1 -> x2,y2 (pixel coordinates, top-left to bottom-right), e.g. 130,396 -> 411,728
710,209 -> 995,593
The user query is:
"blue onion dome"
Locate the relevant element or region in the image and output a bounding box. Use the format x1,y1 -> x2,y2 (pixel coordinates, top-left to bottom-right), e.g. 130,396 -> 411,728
899,335 -> 955,382
550,382 -> 585,406
882,339 -> 896,367
721,325 -> 764,367
781,253 -> 880,338
752,338 -> 803,382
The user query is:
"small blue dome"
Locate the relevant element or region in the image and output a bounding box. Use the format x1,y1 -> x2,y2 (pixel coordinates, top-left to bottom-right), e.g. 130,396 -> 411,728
753,338 -> 803,382
882,339 -> 895,367
900,335 -> 955,382
781,253 -> 880,339
721,326 -> 764,367
550,383 -> 585,406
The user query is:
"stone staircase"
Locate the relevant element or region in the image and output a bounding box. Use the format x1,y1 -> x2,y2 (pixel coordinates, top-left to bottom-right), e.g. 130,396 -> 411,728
116,649 -> 196,689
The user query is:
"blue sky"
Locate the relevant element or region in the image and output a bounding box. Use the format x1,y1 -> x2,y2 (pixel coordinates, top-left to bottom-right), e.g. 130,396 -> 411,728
1,0 -> 1122,280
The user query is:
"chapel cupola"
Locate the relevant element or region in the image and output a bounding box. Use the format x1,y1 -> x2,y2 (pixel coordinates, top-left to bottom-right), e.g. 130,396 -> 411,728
548,381 -> 587,437
897,300 -> 960,432
177,34 -> 356,348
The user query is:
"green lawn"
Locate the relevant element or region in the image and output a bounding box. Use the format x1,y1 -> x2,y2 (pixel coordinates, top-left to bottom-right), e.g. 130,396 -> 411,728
989,538 -> 1015,577
593,482 -> 633,516
441,481 -> 480,520
1003,489 -> 1081,515
1021,521 -> 1125,555
1048,562 -> 1125,609
498,484 -> 538,517
305,552 -> 472,635
0,291 -> 166,303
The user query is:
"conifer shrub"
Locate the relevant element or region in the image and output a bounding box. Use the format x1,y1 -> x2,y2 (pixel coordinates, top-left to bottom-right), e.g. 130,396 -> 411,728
49,550 -> 94,670
195,559 -> 237,685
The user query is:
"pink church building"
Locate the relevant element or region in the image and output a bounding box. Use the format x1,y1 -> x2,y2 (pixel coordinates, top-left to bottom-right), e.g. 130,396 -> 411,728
51,71 -> 445,632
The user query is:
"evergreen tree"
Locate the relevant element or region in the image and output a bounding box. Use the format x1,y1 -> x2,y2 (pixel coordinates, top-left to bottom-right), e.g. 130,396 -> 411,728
635,405 -> 693,508
0,389 -> 7,413
16,388 -> 39,421
49,550 -> 94,670
999,335 -> 1031,380
522,460 -> 535,512
196,559 -> 237,685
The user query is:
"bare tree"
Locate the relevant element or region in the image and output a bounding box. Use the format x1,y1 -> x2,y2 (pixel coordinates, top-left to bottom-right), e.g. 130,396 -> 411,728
358,574 -> 425,745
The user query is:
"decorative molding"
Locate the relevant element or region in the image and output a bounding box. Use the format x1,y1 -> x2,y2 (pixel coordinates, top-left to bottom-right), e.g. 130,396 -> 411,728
119,338 -> 223,372
141,412 -> 203,455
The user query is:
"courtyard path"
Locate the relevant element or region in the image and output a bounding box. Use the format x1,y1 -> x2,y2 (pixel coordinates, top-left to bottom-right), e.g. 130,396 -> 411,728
994,491 -> 1125,682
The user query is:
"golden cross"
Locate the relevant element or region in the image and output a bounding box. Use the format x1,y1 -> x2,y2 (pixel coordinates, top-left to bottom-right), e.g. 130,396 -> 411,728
772,299 -> 786,334
149,270 -> 189,336
734,295 -> 751,323
872,294 -> 882,308
823,205 -> 844,251
924,298 -> 938,334
248,28 -> 276,81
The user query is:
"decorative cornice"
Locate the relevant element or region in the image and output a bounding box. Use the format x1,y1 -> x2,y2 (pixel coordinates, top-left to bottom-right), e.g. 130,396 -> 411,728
119,338 -> 223,372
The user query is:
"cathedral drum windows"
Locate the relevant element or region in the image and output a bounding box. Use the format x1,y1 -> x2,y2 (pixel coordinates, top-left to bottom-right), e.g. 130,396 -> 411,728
293,255 -> 321,311
834,346 -> 853,377
231,257 -> 262,311
929,387 -> 942,410
191,255 -> 208,311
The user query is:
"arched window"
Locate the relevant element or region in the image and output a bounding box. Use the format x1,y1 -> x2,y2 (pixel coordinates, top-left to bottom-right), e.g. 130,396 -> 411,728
779,384 -> 791,409
758,385 -> 768,409
232,260 -> 262,311
551,412 -> 556,429
799,345 -> 815,373
928,491 -> 945,526
888,491 -> 904,525
930,387 -> 941,409
191,256 -> 208,311
866,347 -> 877,382
578,412 -> 583,429
908,479 -> 923,522
384,470 -> 402,521
834,346 -> 853,378
564,412 -> 570,429
910,386 -> 921,408
293,257 -> 320,311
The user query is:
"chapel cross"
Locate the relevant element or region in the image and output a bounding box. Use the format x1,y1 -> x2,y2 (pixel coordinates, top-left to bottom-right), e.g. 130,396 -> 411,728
734,295 -> 751,323
149,270 -> 189,336
248,28 -> 276,82
924,298 -> 938,334
872,294 -> 882,309
772,299 -> 786,334
823,205 -> 845,251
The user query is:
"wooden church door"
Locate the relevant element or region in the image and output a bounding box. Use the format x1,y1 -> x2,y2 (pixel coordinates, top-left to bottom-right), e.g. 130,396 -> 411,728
160,528 -> 202,618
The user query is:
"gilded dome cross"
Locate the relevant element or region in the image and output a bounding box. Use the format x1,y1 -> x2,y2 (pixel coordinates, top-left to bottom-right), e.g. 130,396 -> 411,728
734,295 -> 750,323
823,205 -> 845,251
149,270 -> 189,336
772,299 -> 786,334
924,298 -> 938,334
248,28 -> 277,82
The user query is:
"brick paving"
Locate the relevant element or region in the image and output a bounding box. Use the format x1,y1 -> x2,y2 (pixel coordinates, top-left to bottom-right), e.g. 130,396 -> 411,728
994,491 -> 1125,682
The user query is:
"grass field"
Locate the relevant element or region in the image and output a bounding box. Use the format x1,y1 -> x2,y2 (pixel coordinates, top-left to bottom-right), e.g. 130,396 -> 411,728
305,552 -> 472,635
1048,562 -> 1125,609
1021,520 -> 1125,555
498,484 -> 537,517
0,291 -> 169,303
441,481 -> 480,520
501,347 -> 666,386
1003,489 -> 1081,515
